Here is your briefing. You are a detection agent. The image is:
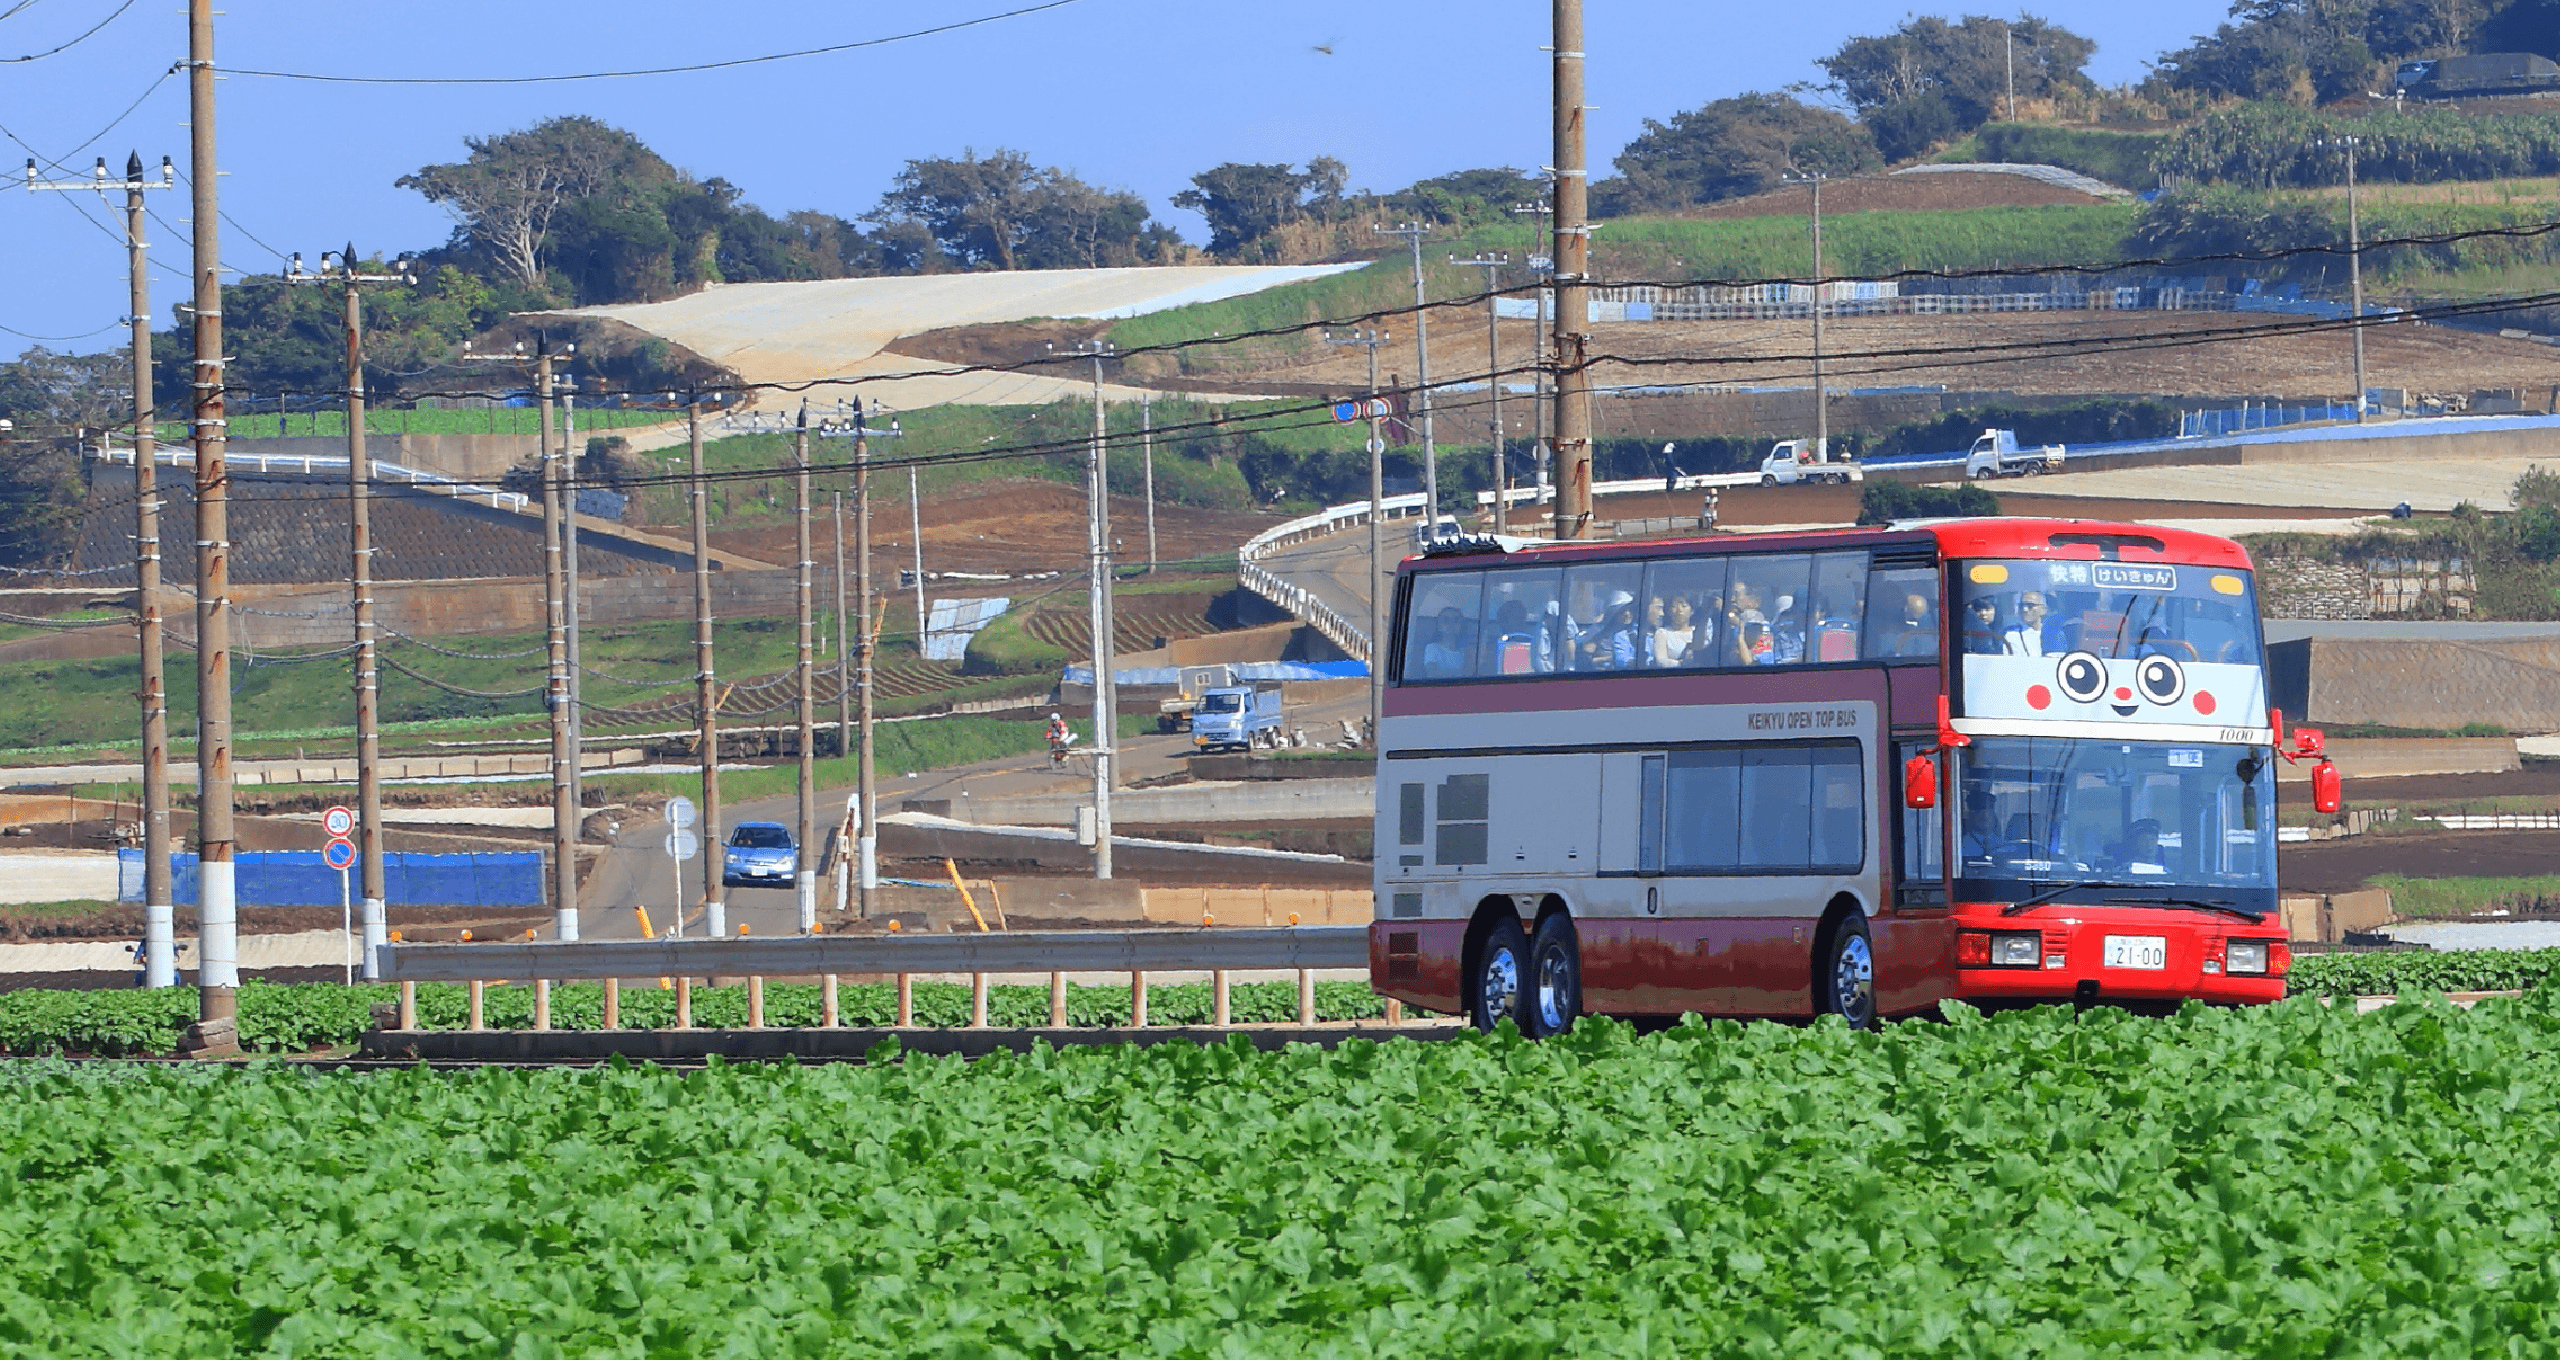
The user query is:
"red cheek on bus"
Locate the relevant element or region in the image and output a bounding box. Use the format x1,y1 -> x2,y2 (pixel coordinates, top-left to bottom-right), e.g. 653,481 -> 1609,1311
2193,691 -> 2216,716
2026,685 -> 2051,710
2113,686 -> 2132,701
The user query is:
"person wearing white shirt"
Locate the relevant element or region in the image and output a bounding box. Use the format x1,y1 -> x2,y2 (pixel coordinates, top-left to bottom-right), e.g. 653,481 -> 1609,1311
2001,591 -> 2052,657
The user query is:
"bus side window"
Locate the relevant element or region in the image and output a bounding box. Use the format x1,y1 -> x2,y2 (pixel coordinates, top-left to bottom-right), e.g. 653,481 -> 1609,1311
1638,755 -> 1665,872
1664,749 -> 1741,870
1729,554 -> 1811,666
1560,563 -> 1644,671
1810,551 -> 1869,662
1641,557 -> 1726,669
1895,740 -> 1946,905
1403,573 -> 1484,682
1864,567 -> 1941,660
1476,567 -> 1561,676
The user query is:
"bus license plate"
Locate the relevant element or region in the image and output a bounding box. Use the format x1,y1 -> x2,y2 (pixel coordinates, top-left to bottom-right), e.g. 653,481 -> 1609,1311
2103,935 -> 2168,970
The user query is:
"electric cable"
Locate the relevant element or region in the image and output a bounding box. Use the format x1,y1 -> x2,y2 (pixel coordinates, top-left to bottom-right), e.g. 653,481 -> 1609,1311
1,0 -> 136,64
213,0 -> 1085,83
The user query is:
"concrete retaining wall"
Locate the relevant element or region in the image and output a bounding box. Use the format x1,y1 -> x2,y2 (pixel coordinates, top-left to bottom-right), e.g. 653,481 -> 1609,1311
966,777 -> 1373,826
2271,635 -> 2560,731
2272,736 -> 2520,781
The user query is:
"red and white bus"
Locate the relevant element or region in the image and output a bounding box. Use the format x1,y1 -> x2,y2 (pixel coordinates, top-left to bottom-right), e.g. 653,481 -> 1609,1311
1367,517 -> 2340,1032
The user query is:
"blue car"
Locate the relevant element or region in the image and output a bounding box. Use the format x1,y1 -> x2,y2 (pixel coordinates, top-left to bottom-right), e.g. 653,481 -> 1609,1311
721,821 -> 798,888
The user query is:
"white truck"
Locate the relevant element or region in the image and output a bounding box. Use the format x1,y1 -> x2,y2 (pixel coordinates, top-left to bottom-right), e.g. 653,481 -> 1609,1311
1156,664 -> 1235,734
1190,684 -> 1285,752
1758,438 -> 1862,486
1963,428 -> 2064,479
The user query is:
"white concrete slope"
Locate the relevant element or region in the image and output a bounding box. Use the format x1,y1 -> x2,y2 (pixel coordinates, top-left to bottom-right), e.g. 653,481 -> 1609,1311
539,264 -> 1363,407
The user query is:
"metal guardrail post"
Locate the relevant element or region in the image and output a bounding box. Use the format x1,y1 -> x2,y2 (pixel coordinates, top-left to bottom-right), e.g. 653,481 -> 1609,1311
822,973 -> 839,1028
748,977 -> 764,1028
1298,969 -> 1315,1024
1213,970 -> 1230,1026
971,973 -> 989,1028
1132,970 -> 1148,1027
895,973 -> 913,1026
534,979 -> 550,1032
602,978 -> 618,1030
467,980 -> 484,1030
676,977 -> 692,1029
398,980 -> 416,1029
1049,971 -> 1067,1025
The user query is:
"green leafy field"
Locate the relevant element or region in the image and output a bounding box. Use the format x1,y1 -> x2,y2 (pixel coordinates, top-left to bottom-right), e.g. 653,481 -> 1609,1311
11,996 -> 2560,1354
2285,947 -> 2560,999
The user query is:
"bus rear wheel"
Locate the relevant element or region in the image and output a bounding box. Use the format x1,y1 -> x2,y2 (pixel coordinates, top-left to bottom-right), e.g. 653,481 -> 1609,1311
1469,916 -> 1530,1033
1820,914 -> 1878,1030
1528,914 -> 1582,1038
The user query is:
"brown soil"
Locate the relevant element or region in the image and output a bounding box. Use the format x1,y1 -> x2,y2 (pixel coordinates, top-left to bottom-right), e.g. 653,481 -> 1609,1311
2339,768 -> 2560,804
1677,171 -> 2115,220
711,477 -> 1280,577
1487,480 -> 2376,533
2282,829 -> 2560,894
882,319 -> 1110,369
0,901 -> 550,945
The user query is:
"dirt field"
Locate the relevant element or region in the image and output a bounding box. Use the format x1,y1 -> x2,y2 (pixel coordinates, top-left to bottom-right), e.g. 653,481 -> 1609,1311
2282,829 -> 2560,894
711,477 -> 1280,577
1676,170 -> 2117,220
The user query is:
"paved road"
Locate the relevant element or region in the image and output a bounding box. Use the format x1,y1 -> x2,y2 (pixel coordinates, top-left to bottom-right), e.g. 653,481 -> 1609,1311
1258,531 -> 1387,642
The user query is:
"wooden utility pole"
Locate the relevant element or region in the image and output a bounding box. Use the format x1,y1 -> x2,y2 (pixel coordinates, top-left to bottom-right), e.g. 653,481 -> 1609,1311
1376,223 -> 1439,527
1075,343 -> 1117,879
537,345 -> 578,940
186,0 -> 240,1050
689,398 -> 725,939
793,404 -> 818,933
833,490 -> 850,760
286,245 -> 412,975
853,403 -> 876,916
123,156 -> 175,986
1552,0 -> 1593,541
1140,393 -> 1157,571
1453,252 -> 1509,525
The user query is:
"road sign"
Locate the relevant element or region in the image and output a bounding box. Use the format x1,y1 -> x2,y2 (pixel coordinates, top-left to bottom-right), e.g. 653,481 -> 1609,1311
322,806 -> 355,838
663,828 -> 700,862
665,795 -> 696,831
322,837 -> 357,871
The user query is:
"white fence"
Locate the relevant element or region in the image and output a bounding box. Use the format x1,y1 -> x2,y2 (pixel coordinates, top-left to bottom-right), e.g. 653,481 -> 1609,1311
1235,493 -> 1436,660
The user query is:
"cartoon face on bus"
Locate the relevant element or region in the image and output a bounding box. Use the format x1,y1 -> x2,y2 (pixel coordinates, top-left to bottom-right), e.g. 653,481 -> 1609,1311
1954,559 -> 2267,728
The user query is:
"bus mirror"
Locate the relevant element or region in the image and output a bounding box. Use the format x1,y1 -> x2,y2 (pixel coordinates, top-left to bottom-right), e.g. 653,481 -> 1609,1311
1904,754 -> 1938,810
2312,760 -> 2341,814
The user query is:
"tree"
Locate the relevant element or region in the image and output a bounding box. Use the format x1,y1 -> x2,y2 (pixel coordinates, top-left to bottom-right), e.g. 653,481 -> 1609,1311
397,116 -> 663,292
1380,167 -> 1545,227
1598,94 -> 1880,213
1171,158 -> 1346,257
0,347 -> 121,567
1821,14 -> 2096,159
2152,0 -> 2519,105
871,149 -> 1170,270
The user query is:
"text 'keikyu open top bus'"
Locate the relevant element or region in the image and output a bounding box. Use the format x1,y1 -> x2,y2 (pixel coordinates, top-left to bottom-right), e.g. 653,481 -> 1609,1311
1369,517 -> 2340,1032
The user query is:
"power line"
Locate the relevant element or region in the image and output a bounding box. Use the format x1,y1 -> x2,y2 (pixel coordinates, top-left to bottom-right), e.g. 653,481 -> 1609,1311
213,0 -> 1086,83
2,0 -> 137,64
0,317 -> 120,342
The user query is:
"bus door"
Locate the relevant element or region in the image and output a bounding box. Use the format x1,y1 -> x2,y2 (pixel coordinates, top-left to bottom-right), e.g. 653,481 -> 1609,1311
1874,735 -> 1959,1013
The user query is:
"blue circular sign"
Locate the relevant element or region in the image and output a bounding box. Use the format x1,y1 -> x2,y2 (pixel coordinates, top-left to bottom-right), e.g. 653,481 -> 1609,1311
323,837 -> 357,871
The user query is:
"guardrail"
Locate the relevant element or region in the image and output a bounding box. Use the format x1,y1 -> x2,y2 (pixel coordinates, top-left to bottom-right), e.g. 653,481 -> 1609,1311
375,925 -> 1384,1031
97,446 -> 534,513
1235,494 -> 1431,661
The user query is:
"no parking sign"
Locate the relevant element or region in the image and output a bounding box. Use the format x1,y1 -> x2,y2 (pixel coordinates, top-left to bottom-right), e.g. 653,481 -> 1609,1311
323,837 -> 357,872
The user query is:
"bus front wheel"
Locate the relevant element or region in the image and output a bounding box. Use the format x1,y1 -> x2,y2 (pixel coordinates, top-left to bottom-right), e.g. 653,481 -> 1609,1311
1528,914 -> 1582,1038
1469,916 -> 1530,1033
1820,914 -> 1878,1030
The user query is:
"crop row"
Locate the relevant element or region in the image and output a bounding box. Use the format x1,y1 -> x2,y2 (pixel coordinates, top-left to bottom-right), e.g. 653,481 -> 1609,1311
2282,947 -> 2560,999
11,994 -> 2560,1354
0,979 -> 1392,1057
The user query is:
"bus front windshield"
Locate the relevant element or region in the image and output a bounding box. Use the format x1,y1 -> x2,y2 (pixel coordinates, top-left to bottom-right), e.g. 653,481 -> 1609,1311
1955,737 -> 2276,907
1956,559 -> 2261,667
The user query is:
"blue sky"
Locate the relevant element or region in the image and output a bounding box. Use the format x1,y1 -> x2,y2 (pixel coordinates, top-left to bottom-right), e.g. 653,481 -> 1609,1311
0,0 -> 2237,350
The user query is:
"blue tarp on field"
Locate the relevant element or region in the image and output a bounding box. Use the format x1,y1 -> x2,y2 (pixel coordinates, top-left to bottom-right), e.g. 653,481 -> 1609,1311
117,850 -> 545,907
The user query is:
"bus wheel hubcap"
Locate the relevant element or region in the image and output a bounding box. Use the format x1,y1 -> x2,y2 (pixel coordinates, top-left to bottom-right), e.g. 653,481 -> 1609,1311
1834,935 -> 1875,1023
1537,950 -> 1573,1031
1482,948 -> 1520,1022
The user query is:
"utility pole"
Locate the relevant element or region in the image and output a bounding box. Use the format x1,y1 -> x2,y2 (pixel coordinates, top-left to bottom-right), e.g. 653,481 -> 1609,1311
1326,327 -> 1389,737
284,243 -> 413,977
1785,171 -> 1831,456
833,490 -> 850,763
1376,223 -> 1440,528
535,343 -> 578,941
2323,134 -> 2372,423
561,380 -> 584,815
2006,23 -> 2017,122
186,0 -> 240,1051
688,396 -> 724,939
853,401 -> 877,915
1140,393 -> 1157,571
793,403 -> 818,934
1064,340 -> 1118,879
1552,0 -> 1594,541
1453,252 -> 1509,527
1513,194 -> 1556,512
28,154 -> 175,984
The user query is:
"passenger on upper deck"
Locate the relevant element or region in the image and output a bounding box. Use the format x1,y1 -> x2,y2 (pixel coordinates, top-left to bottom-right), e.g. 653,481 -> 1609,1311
1420,606 -> 1471,679
1650,594 -> 1699,668
1962,596 -> 2004,655
1886,592 -> 1938,657
2002,591 -> 2053,656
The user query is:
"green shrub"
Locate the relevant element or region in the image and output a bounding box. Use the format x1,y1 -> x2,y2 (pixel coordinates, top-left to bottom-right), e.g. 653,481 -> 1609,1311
1954,123 -> 2169,189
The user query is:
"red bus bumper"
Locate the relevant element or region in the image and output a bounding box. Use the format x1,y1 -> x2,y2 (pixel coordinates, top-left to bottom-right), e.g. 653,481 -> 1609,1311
1945,903 -> 2289,1007
1370,920 -> 1467,1015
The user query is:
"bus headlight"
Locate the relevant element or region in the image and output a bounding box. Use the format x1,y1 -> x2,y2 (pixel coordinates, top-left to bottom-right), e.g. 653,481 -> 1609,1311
1992,933 -> 2041,967
2227,940 -> 2270,976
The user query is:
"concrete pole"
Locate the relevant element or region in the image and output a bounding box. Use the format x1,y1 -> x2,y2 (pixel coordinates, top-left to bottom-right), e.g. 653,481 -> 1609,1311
188,0 -> 240,1045
1552,0 -> 1593,541
1365,332 -> 1385,741
1141,393 -> 1157,571
538,349 -> 578,941
907,465 -> 926,650
126,155 -> 175,988
1454,254 -> 1508,525
833,490 -> 850,760
1086,346 -> 1115,880
563,383 -> 583,814
689,398 -> 725,939
854,409 -> 877,910
1812,176 -> 1828,456
2347,137 -> 2368,424
342,258 -> 386,977
794,405 -> 818,933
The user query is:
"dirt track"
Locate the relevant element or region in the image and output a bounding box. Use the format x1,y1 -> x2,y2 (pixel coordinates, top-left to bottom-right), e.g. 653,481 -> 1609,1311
711,477 -> 1281,577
